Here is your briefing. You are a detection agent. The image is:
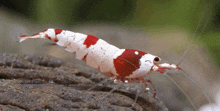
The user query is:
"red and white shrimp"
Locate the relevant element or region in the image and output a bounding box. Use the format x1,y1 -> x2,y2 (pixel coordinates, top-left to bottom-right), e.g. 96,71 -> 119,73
19,28 -> 182,98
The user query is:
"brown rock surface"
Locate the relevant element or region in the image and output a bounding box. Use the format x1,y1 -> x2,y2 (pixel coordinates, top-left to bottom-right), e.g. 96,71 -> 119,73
0,53 -> 167,111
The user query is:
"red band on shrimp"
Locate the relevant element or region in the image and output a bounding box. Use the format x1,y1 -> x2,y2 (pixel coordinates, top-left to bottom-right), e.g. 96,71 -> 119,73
113,49 -> 146,77
20,35 -> 28,37
82,54 -> 88,62
55,29 -> 63,35
83,35 -> 99,48
31,33 -> 40,36
45,34 -> 58,42
45,35 -> 51,40
31,30 -> 47,36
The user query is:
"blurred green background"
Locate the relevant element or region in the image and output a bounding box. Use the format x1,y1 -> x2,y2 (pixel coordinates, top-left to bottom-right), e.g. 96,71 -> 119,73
1,0 -> 220,67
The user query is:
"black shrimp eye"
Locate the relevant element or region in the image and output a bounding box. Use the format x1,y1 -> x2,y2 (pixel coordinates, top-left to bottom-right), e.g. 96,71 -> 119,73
154,57 -> 160,62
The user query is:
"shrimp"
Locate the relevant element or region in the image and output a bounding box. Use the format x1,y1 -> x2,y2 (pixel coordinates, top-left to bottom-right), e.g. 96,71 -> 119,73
19,28 -> 182,98
18,19 -> 214,110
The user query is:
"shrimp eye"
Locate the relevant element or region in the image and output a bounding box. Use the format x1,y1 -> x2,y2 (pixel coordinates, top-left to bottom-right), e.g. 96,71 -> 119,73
154,57 -> 160,62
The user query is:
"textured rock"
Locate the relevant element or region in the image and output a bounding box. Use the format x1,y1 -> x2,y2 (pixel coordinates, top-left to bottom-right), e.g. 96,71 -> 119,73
0,53 -> 167,111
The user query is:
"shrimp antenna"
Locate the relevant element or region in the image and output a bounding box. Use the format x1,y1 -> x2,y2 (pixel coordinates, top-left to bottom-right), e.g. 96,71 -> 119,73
177,14 -> 210,66
170,11 -> 212,110
165,73 -> 197,110
166,68 -> 213,110
180,69 -> 212,104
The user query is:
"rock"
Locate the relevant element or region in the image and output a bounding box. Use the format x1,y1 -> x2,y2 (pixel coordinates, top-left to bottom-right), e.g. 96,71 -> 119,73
0,53 -> 167,111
